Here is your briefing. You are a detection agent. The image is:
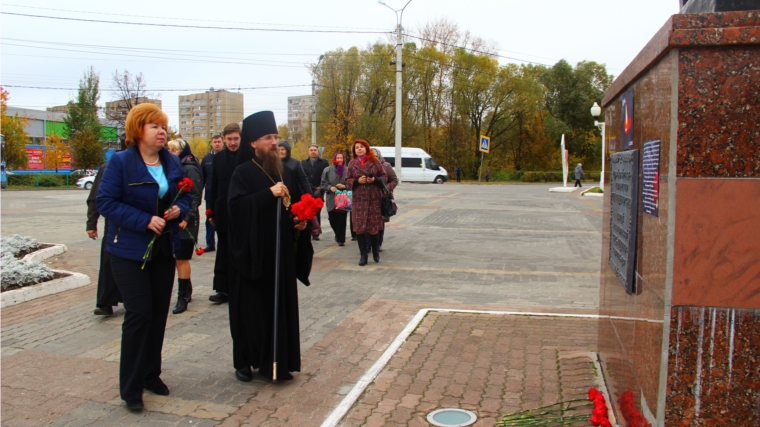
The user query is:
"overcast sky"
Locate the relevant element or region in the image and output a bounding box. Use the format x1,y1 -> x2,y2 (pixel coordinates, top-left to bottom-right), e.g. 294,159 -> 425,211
1,0 -> 680,130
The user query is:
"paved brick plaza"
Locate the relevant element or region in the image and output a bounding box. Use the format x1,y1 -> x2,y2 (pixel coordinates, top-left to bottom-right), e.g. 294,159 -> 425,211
1,183 -> 603,426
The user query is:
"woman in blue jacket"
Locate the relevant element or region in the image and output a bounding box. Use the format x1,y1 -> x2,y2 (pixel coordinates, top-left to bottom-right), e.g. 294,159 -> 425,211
96,103 -> 191,411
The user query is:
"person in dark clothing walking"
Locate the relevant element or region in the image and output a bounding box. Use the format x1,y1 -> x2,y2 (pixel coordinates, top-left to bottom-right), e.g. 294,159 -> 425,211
301,145 -> 329,240
277,140 -> 312,201
200,134 -> 224,252
574,163 -> 585,187
206,123 -> 241,304
87,163 -> 122,315
455,165 -> 462,183
485,166 -> 491,182
96,103 -> 191,411
167,140 -> 203,314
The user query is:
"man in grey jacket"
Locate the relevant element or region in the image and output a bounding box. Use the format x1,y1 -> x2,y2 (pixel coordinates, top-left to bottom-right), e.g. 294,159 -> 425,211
574,163 -> 585,187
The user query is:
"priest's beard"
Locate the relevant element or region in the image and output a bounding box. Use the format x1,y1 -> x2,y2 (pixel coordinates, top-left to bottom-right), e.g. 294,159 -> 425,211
257,147 -> 283,178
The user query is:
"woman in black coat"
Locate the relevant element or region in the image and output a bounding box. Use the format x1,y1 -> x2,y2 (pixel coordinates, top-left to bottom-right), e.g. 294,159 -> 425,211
166,140 -> 203,314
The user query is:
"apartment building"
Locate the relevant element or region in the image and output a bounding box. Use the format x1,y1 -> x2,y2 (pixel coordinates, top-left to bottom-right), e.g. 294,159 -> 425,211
105,97 -> 162,123
178,89 -> 244,140
287,95 -> 315,138
46,104 -> 73,114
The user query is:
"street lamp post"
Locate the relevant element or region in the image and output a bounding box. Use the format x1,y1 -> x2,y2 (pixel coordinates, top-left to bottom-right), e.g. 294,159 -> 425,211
590,102 -> 606,189
379,0 -> 412,182
312,55 -> 324,148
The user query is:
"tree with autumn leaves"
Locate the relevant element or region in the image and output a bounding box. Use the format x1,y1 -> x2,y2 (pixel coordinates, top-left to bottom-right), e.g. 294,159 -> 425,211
65,67 -> 105,169
311,20 -> 613,178
0,88 -> 30,169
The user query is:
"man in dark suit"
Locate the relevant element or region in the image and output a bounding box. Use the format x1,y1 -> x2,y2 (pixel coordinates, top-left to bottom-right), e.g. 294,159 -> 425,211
200,133 -> 224,252
206,124 -> 241,303
300,144 -> 329,240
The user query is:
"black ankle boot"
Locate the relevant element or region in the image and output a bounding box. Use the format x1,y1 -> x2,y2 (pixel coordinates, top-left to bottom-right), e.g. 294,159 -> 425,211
186,280 -> 192,303
173,279 -> 190,314
370,233 -> 380,263
357,233 -> 368,266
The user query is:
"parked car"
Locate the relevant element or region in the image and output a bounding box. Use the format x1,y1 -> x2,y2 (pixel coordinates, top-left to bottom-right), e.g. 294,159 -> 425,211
71,169 -> 96,176
76,175 -> 96,190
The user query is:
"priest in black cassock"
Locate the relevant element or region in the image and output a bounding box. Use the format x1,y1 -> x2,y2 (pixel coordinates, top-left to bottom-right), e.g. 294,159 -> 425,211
227,111 -> 313,382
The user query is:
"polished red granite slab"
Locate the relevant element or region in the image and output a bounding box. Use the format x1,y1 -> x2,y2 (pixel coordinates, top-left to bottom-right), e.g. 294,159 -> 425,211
677,46 -> 760,177
665,306 -> 760,426
673,179 -> 760,307
603,11 -> 760,106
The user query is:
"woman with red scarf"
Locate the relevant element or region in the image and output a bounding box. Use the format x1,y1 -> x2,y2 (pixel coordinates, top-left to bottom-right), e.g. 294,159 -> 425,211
346,140 -> 387,265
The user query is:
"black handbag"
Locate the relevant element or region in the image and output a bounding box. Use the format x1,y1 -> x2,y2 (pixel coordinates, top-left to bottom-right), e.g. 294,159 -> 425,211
379,178 -> 397,218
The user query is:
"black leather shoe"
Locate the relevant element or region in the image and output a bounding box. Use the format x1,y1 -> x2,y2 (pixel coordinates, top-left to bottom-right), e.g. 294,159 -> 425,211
125,399 -> 144,411
145,380 -> 170,396
203,247 -> 215,252
235,367 -> 253,382
209,293 -> 229,303
94,306 -> 113,315
312,236 -> 320,241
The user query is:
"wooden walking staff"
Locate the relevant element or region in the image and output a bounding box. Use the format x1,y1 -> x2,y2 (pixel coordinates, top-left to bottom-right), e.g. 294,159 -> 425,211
272,188 -> 283,382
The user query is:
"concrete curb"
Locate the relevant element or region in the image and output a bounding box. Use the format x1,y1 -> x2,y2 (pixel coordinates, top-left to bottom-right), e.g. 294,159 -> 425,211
22,243 -> 67,263
2,243 -> 90,308
580,187 -> 604,197
1,270 -> 90,308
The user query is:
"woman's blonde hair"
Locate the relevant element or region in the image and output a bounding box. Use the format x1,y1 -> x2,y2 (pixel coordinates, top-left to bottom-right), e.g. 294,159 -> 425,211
124,103 -> 168,147
166,139 -> 187,152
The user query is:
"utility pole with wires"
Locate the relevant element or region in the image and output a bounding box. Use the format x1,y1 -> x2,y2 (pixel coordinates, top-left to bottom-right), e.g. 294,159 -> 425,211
379,0 -> 412,183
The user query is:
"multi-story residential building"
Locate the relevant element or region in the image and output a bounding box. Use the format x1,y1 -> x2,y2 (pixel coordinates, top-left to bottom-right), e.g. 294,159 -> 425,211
105,97 -> 162,124
178,89 -> 243,140
46,104 -> 73,114
287,95 -> 315,139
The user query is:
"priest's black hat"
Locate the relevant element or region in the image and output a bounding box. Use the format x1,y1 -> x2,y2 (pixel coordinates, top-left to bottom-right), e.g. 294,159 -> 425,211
242,111 -> 278,144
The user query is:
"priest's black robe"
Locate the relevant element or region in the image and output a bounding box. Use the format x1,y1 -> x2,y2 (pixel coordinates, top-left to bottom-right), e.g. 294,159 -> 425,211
227,157 -> 313,379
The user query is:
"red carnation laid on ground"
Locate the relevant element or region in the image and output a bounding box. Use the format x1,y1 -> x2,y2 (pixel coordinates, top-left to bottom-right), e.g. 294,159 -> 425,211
588,388 -> 612,427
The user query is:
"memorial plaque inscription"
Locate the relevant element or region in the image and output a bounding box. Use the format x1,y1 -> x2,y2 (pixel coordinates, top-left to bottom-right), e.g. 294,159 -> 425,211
609,150 -> 640,294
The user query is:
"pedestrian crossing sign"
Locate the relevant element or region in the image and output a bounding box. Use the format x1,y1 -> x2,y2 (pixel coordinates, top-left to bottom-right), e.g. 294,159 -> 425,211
479,135 -> 490,153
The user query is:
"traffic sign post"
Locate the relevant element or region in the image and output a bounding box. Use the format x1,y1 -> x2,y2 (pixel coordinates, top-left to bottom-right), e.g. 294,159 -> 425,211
478,135 -> 490,185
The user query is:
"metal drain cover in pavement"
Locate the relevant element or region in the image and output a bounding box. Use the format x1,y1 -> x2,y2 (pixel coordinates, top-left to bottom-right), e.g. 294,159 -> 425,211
426,408 -> 477,426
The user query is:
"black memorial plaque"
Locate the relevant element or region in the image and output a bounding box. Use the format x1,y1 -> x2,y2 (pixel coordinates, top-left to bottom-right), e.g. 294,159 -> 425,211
609,150 -> 640,294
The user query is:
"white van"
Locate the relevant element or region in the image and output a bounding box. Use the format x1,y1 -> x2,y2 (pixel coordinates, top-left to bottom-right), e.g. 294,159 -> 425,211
372,147 -> 449,184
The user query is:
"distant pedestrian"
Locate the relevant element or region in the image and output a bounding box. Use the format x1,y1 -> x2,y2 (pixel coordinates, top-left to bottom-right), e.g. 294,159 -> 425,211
455,165 -> 462,182
574,163 -> 584,187
166,139 -> 203,314
346,140 -> 387,266
96,103 -> 192,411
301,145 -> 329,241
485,166 -> 491,182
321,151 -> 348,246
200,134 -> 224,252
